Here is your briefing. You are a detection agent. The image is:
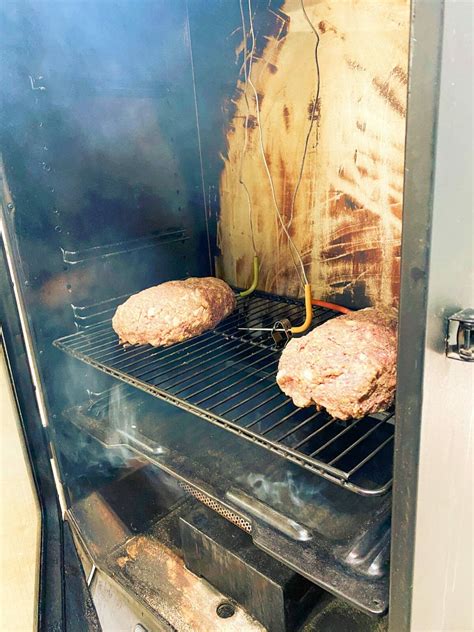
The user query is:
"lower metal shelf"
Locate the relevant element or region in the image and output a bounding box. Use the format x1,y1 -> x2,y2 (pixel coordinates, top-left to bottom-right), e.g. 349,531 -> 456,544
54,291 -> 394,496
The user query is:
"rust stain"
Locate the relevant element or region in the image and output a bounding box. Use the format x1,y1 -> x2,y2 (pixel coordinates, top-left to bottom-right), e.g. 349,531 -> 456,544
278,155 -> 293,226
126,540 -> 140,559
111,534 -> 265,631
117,556 -> 128,569
392,64 -> 408,84
372,77 -> 406,116
346,58 -> 366,71
283,104 -> 290,130
318,20 -> 339,36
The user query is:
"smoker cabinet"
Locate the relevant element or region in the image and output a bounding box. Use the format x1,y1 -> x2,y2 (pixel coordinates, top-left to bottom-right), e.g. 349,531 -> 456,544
0,0 -> 472,631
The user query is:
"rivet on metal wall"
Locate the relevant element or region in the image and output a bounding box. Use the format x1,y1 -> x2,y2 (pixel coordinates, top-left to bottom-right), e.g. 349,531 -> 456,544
216,602 -> 235,619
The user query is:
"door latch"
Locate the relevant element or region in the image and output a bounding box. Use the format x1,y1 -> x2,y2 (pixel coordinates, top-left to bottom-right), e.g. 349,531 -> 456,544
446,308 -> 474,362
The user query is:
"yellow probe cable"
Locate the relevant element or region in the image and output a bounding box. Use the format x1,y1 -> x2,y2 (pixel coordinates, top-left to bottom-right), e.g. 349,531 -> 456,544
239,255 -> 259,297
290,284 -> 312,334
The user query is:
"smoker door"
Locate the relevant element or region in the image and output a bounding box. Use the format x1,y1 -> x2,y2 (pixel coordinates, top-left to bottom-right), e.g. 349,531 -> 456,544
0,240 -> 101,632
389,1 -> 473,630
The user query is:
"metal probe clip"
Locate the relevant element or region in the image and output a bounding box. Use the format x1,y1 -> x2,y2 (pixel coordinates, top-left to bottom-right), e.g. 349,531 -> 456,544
238,318 -> 293,347
238,284 -> 313,347
271,318 -> 292,346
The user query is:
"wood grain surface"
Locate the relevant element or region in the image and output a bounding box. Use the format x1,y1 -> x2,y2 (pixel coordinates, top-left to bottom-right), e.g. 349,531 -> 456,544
218,0 -> 410,307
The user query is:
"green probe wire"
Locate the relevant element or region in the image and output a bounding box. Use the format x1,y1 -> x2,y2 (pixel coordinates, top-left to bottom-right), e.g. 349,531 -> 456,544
239,255 -> 259,297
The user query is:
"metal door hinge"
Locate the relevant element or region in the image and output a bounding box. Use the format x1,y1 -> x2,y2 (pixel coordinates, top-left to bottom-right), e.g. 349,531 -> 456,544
446,308 -> 474,361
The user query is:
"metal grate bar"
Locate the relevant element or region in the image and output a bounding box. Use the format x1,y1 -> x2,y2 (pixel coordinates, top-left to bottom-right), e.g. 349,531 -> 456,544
229,295 -> 300,323
99,332 -> 223,373
136,338 -> 238,384
69,315 -> 113,334
104,332 -> 220,372
89,338 -> 142,362
275,412 -> 324,442
73,306 -> 118,322
53,290 -> 395,496
66,326 -> 116,351
77,318 -> 117,332
232,391 -> 286,422
179,351 -> 273,400
328,421 -> 387,465
246,399 -> 295,430
292,418 -> 338,450
309,419 -> 364,457
69,321 -> 112,340
205,367 -> 276,413
78,328 -> 132,355
347,435 -> 394,477
152,346 -> 255,392
186,348 -> 273,401
212,380 -> 277,416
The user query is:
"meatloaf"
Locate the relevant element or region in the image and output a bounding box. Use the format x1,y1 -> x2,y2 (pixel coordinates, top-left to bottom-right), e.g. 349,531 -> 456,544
112,277 -> 236,347
276,307 -> 398,420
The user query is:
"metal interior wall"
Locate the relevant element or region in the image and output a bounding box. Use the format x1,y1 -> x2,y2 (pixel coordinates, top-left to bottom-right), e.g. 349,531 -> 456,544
0,0 -> 211,505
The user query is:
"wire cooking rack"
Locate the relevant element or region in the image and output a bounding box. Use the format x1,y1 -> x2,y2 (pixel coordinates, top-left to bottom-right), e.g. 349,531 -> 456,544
54,291 -> 395,496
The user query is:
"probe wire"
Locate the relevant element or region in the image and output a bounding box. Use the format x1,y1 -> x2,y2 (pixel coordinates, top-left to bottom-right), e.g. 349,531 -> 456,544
288,0 -> 321,230
247,0 -> 308,288
238,0 -> 258,257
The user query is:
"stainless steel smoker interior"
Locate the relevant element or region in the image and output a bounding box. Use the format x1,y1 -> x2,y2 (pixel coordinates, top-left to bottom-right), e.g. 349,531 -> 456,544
54,291 -> 395,496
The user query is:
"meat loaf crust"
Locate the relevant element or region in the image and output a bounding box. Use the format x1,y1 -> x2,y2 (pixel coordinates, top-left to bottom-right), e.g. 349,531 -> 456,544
112,277 -> 236,347
276,307 -> 398,420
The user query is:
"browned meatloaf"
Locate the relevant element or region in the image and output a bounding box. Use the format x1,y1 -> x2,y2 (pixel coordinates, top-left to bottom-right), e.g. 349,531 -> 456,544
112,277 -> 236,347
276,308 -> 398,420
